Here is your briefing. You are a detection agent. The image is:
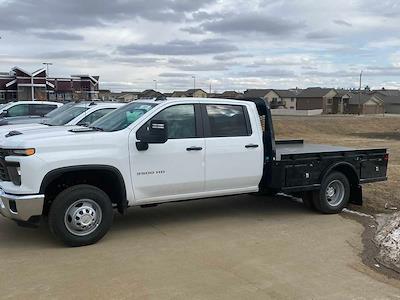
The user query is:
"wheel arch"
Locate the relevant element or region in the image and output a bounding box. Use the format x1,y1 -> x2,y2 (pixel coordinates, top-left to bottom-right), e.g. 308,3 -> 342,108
321,162 -> 362,205
40,165 -> 128,214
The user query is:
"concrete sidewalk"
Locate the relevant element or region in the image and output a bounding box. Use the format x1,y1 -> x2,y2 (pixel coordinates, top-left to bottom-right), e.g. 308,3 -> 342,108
0,194 -> 399,299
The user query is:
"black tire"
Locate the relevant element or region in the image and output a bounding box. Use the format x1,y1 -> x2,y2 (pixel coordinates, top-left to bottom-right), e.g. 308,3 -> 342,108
302,191 -> 317,211
313,172 -> 350,214
48,184 -> 114,247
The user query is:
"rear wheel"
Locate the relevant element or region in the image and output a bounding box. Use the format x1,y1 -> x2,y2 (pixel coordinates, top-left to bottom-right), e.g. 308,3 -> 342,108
313,172 -> 350,214
48,184 -> 114,247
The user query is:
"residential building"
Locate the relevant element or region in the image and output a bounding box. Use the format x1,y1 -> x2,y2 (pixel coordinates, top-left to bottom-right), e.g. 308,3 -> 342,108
264,89 -> 297,109
296,88 -> 338,113
138,89 -> 165,99
0,66 -> 99,103
243,89 -> 271,100
115,91 -> 141,102
373,89 -> 400,114
346,92 -> 384,114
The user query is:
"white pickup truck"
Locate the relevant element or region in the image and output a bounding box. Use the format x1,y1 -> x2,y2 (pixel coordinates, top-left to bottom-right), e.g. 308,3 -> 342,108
0,98 -> 388,246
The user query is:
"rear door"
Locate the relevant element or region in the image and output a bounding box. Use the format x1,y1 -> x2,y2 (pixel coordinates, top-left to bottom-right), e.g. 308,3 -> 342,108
202,103 -> 263,193
131,103 -> 205,202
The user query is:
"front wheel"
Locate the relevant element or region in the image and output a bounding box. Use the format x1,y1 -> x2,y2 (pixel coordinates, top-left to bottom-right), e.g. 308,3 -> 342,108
313,172 -> 350,214
48,184 -> 114,247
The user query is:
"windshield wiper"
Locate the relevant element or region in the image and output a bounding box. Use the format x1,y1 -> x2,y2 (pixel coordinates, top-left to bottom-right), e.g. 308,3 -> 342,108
88,126 -> 104,131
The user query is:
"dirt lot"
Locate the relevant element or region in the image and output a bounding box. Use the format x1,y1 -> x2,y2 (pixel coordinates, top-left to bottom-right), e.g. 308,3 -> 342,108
273,114 -> 400,213
1,195 -> 400,299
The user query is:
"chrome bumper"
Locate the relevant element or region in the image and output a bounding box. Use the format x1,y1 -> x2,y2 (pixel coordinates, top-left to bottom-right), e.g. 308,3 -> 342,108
0,190 -> 44,222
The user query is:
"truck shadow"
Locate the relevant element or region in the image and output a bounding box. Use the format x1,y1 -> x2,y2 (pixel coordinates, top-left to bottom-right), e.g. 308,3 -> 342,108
111,194 -> 313,234
0,194 -> 314,249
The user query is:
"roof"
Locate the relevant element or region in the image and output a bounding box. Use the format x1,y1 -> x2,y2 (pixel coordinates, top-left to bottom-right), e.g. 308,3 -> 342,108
244,89 -> 272,98
347,92 -> 383,105
271,89 -> 296,98
184,89 -> 207,96
374,89 -> 400,97
297,87 -> 336,98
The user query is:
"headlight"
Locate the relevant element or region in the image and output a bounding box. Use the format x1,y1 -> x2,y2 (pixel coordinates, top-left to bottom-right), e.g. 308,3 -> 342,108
9,148 -> 35,156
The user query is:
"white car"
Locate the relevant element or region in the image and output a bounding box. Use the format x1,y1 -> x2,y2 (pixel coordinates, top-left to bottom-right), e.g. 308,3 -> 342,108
0,102 -> 124,135
0,101 -> 62,119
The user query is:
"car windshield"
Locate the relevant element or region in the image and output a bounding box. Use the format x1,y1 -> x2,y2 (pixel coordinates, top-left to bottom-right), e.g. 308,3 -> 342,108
43,106 -> 89,126
90,102 -> 158,132
45,102 -> 76,118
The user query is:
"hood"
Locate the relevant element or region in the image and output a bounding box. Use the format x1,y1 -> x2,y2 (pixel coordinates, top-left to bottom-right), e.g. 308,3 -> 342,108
0,125 -> 95,148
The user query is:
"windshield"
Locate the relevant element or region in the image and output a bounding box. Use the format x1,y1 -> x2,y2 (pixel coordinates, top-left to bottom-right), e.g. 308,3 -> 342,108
90,102 -> 158,132
45,102 -> 76,118
44,106 -> 88,126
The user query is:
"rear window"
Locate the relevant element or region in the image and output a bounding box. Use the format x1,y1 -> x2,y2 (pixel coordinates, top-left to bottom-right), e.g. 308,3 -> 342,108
30,104 -> 58,116
205,104 -> 251,137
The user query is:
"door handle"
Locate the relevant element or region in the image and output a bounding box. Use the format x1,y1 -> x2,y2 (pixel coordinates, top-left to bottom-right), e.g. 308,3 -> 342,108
245,144 -> 259,148
186,146 -> 203,151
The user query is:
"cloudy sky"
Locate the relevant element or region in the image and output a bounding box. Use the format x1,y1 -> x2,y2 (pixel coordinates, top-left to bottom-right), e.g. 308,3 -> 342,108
1,0 -> 400,92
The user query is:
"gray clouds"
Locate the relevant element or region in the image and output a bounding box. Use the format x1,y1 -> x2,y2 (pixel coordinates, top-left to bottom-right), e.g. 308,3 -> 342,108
117,39 -> 238,56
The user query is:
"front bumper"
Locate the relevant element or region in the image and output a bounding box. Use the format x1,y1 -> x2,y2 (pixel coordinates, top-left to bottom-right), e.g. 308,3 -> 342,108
0,190 -> 44,222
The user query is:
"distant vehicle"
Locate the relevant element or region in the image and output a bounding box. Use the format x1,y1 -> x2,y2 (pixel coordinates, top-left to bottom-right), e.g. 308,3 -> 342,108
0,102 -> 124,134
0,97 -> 388,246
0,101 -> 62,122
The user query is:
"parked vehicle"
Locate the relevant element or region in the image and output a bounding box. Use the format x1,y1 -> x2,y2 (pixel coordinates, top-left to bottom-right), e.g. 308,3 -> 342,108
0,98 -> 389,246
0,101 -> 62,122
0,101 -> 77,126
0,102 -> 124,134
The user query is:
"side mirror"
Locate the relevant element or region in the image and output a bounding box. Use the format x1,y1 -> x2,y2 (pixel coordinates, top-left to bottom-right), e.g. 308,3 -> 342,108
136,120 -> 168,151
0,110 -> 8,118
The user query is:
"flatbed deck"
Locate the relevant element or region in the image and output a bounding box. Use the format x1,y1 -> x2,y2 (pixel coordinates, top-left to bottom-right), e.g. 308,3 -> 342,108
275,140 -> 352,160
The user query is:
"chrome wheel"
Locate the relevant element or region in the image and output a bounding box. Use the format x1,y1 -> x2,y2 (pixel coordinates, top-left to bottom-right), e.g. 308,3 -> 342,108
325,180 -> 345,207
64,199 -> 102,236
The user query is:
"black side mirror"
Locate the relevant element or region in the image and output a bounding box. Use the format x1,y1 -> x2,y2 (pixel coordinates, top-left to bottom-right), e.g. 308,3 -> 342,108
136,120 -> 168,151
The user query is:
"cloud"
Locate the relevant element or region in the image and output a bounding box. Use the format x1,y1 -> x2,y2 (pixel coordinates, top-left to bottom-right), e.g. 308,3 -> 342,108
159,72 -> 191,78
333,19 -> 352,27
306,30 -> 337,40
201,14 -> 305,36
117,39 -> 238,56
236,68 -> 297,78
0,0 -> 216,31
34,31 -> 84,40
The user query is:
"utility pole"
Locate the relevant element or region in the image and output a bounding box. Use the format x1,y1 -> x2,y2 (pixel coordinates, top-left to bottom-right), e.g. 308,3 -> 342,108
192,76 -> 196,90
43,62 -> 53,77
358,70 -> 363,115
209,79 -> 212,94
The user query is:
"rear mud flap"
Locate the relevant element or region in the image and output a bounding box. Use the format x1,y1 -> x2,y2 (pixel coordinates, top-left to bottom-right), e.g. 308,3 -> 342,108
349,185 -> 363,206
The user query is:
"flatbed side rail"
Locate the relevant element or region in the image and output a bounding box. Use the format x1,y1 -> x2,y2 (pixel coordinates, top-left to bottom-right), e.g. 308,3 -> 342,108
275,139 -> 304,145
279,148 -> 387,161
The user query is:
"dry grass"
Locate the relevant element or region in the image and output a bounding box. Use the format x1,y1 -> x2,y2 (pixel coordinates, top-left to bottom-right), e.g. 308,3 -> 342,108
272,114 -> 400,213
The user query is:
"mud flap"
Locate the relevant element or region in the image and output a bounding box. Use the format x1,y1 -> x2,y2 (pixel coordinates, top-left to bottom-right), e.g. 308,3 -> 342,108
349,185 -> 363,206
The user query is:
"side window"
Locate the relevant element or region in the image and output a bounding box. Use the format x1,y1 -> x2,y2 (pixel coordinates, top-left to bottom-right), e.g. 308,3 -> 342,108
30,104 -> 58,116
205,104 -> 251,137
7,104 -> 30,117
77,108 -> 115,125
144,104 -> 196,139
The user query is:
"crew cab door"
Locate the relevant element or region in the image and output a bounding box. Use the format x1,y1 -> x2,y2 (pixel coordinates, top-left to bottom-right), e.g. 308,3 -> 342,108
202,103 -> 263,193
130,103 -> 205,202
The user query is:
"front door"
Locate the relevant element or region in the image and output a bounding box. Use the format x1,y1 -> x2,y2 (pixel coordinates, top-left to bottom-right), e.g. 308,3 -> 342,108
131,103 -> 205,202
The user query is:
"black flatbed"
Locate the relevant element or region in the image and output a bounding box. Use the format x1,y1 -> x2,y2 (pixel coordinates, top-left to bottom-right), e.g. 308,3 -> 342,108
275,140 -> 352,160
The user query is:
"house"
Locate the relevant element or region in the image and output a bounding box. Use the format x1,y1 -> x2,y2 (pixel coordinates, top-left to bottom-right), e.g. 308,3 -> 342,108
184,89 -> 208,98
99,89 -> 111,101
243,89 -> 271,100
373,89 -> 400,114
138,89 -> 165,99
346,92 -> 384,114
264,89 -> 297,109
171,91 -> 187,97
171,89 -> 208,98
116,92 -> 141,102
208,91 -> 243,99
296,88 -> 338,113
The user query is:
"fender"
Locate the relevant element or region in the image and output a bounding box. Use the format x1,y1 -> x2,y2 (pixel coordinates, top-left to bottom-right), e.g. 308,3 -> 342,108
320,161 -> 359,185
39,165 -> 128,211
